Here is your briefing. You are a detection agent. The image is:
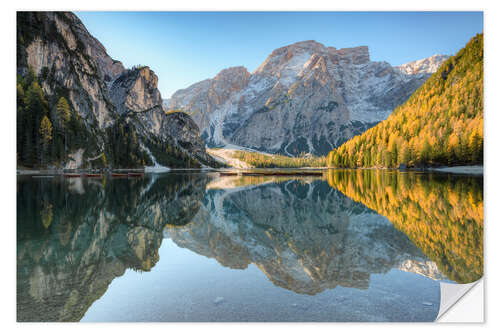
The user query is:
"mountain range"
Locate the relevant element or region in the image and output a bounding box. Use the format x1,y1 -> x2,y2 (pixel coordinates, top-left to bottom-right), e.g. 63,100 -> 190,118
17,11 -> 454,169
167,41 -> 447,156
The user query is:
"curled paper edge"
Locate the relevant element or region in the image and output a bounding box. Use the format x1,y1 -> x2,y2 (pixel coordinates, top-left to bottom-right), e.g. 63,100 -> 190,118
437,278 -> 483,322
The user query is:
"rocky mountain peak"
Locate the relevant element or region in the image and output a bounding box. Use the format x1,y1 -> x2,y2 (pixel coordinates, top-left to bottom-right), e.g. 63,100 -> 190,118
214,66 -> 250,80
213,66 -> 250,93
168,38 -> 448,156
334,45 -> 370,64
57,12 -> 126,81
110,66 -> 162,115
254,41 -> 371,78
396,54 -> 449,75
268,40 -> 326,58
254,40 -> 325,77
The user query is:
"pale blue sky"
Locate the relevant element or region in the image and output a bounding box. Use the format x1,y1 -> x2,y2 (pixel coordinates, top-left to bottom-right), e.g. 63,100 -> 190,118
75,12 -> 483,98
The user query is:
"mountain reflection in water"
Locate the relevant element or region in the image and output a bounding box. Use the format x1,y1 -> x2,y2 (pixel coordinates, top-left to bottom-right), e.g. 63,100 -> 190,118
17,173 -> 207,322
16,170 -> 483,322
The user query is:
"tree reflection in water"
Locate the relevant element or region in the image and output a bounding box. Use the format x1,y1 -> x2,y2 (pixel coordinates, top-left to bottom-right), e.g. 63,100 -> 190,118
326,169 -> 483,284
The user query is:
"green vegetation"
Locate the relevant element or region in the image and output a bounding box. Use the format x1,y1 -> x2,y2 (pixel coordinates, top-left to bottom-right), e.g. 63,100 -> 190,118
16,11 -> 206,170
232,150 -> 327,168
16,70 -> 89,168
142,135 -> 201,168
328,34 -> 483,168
103,120 -> 152,168
131,64 -> 148,71
16,67 -> 202,169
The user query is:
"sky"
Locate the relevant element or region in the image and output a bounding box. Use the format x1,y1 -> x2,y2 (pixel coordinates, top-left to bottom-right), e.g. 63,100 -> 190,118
75,12 -> 483,98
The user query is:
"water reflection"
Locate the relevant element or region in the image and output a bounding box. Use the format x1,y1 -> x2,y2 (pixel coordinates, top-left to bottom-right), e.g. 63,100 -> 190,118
17,174 -> 207,322
169,178 -> 443,295
16,170 -> 483,322
326,170 -> 483,284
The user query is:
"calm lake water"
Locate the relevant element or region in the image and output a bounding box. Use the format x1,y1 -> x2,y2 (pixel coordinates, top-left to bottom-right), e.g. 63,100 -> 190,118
16,170 -> 483,322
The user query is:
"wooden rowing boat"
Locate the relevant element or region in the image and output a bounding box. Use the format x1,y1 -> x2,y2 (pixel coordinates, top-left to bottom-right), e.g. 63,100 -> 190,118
111,173 -> 128,177
84,174 -> 102,178
219,172 -> 238,176
127,173 -> 144,177
241,172 -> 322,177
63,174 -> 81,178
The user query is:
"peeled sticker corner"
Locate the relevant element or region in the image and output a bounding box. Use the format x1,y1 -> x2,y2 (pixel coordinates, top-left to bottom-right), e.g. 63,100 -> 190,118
436,278 -> 484,322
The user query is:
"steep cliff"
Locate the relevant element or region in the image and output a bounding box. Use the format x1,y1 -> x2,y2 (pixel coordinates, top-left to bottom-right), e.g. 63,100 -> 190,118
168,40 -> 448,156
16,11 -> 219,169
107,66 -> 219,167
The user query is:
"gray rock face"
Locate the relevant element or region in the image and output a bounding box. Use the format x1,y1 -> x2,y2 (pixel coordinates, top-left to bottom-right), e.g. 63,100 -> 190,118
108,67 -> 219,166
168,67 -> 251,135
17,12 -> 216,168
110,67 -> 163,116
169,40 -> 448,156
162,112 -> 218,166
19,12 -> 124,130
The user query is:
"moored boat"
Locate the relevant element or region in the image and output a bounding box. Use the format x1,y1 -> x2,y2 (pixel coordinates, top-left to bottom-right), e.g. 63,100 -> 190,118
241,171 -> 322,177
127,173 -> 144,177
219,172 -> 238,176
84,174 -> 102,178
63,174 -> 81,178
111,173 -> 128,177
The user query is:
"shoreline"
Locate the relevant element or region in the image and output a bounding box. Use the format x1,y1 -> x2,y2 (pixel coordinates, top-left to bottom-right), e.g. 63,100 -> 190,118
16,168 -> 212,175
427,165 -> 483,175
17,165 -> 484,176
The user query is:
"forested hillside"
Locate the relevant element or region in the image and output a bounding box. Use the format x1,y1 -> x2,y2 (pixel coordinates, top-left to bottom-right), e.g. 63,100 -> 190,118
16,12 -> 219,170
327,34 -> 483,168
16,70 -> 199,169
16,69 -> 97,168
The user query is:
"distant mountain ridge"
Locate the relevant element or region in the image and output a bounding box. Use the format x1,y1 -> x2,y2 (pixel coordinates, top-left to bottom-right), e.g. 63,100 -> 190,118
395,54 -> 449,75
168,40 -> 448,156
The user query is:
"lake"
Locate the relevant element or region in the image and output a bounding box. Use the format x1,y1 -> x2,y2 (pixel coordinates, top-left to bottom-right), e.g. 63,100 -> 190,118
16,169 -> 483,322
